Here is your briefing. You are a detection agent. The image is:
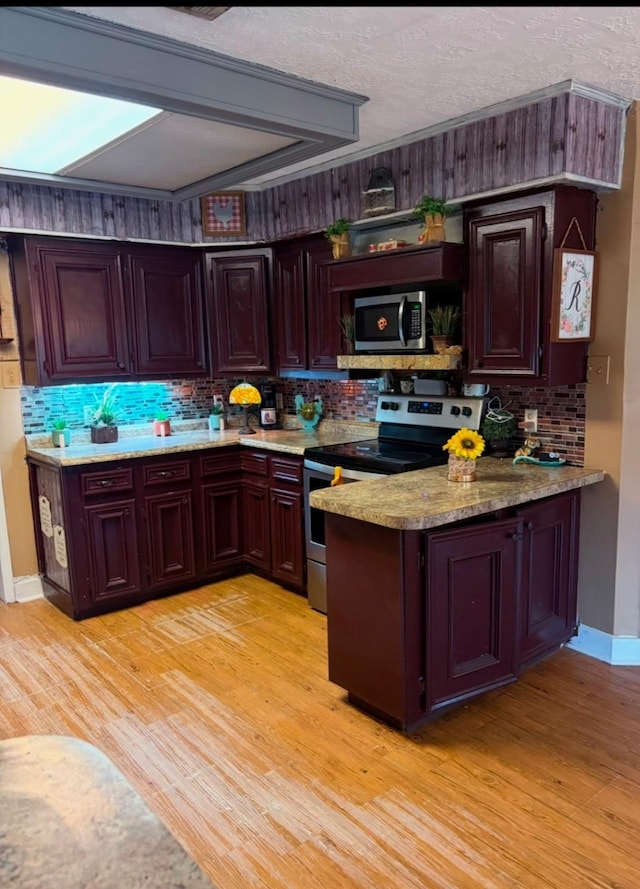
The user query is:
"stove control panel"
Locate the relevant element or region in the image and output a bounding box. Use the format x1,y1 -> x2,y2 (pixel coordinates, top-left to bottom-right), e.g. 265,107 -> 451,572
375,394 -> 487,431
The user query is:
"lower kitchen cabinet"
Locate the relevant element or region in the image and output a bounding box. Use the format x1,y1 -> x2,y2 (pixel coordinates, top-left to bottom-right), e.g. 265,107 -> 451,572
27,444 -> 306,620
140,457 -> 196,591
242,449 -> 306,590
517,490 -> 580,667
325,490 -> 580,732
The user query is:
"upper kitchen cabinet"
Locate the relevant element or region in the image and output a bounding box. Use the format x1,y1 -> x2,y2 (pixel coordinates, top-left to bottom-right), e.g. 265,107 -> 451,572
464,184 -> 597,386
273,233 -> 340,372
7,236 -> 209,386
9,237 -> 130,385
205,248 -> 272,374
126,247 -> 207,377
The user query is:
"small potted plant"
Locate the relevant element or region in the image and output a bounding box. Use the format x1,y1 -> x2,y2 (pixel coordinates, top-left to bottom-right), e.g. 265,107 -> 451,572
338,311 -> 355,354
208,401 -> 225,431
481,402 -> 518,457
427,304 -> 461,353
153,409 -> 171,437
90,385 -> 118,444
51,418 -> 71,448
413,195 -> 453,243
325,218 -> 352,259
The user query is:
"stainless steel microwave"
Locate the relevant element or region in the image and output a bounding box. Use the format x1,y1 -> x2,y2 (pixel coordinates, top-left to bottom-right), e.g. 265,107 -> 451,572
354,291 -> 428,352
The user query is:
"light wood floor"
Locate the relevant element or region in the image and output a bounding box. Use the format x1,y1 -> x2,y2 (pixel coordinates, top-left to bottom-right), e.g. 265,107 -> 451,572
1,576 -> 639,889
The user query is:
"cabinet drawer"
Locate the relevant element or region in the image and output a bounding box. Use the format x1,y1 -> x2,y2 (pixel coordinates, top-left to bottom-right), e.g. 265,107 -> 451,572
200,447 -> 240,478
142,459 -> 191,486
270,455 -> 303,485
81,467 -> 133,496
241,450 -> 270,476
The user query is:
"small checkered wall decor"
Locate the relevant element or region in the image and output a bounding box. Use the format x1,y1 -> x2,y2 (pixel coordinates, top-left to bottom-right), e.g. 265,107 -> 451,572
201,191 -> 247,236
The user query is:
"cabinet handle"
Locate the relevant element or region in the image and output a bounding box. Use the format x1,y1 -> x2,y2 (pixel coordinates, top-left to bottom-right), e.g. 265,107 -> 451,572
473,358 -> 482,369
511,531 -> 523,541
527,521 -> 534,531
99,479 -> 114,486
158,470 -> 175,477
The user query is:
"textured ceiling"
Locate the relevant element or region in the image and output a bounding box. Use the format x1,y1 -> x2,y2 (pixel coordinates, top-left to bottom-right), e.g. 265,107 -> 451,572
48,7 -> 640,187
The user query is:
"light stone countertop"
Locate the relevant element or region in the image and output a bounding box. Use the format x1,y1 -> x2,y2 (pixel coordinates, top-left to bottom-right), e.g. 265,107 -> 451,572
309,458 -> 605,530
25,420 -> 377,467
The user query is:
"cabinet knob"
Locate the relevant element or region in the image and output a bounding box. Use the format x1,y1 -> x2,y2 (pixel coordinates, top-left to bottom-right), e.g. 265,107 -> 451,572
473,358 -> 482,369
527,521 -> 534,531
99,479 -> 113,486
118,362 -> 126,370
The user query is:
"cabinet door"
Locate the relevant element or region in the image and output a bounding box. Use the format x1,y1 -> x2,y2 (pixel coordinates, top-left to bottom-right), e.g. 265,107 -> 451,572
84,499 -> 141,602
199,481 -> 243,575
426,517 -> 521,712
270,486 -> 305,588
467,207 -> 544,377
207,251 -> 272,373
306,241 -> 340,370
143,490 -> 196,590
27,240 -> 130,383
273,244 -> 307,370
517,491 -> 580,667
242,480 -> 271,572
128,248 -> 207,377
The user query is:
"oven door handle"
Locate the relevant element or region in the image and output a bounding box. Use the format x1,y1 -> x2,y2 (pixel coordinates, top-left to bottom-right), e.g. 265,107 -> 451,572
398,295 -> 408,347
304,460 -> 388,481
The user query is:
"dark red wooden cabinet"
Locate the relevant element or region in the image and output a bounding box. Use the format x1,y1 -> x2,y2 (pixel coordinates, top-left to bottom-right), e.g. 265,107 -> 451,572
326,490 -> 581,732
8,236 -> 209,386
464,185 -> 597,386
273,234 -> 339,372
206,248 -> 272,374
516,490 -> 580,667
127,247 -> 207,377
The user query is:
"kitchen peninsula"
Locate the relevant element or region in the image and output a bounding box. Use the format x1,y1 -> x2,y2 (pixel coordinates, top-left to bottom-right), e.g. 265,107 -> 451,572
309,460 -> 604,732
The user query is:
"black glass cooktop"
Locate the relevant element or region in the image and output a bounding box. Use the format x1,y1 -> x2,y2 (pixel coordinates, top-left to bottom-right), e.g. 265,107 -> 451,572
304,438 -> 448,474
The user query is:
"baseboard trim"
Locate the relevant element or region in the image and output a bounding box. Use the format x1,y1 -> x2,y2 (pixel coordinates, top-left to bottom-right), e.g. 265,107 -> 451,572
13,575 -> 44,603
566,623 -> 640,665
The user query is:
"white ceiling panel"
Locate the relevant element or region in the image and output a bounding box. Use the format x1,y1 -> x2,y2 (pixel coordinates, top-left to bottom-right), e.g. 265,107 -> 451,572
60,112 -> 297,191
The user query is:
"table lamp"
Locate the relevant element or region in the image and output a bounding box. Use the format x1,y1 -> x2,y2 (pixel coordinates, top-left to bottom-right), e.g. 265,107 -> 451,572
228,382 -> 261,434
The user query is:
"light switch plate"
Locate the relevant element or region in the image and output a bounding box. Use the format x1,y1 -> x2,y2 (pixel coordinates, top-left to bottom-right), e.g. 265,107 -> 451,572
587,355 -> 610,385
1,361 -> 21,388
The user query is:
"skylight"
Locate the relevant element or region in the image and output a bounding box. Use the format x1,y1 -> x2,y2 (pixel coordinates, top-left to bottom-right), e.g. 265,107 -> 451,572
0,75 -> 162,176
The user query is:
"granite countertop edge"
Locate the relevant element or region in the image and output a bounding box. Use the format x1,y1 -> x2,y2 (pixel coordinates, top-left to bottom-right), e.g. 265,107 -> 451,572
24,420 -> 377,467
308,461 -> 606,530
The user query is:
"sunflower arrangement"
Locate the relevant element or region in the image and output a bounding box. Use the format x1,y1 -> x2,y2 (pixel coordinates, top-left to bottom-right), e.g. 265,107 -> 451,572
443,427 -> 485,460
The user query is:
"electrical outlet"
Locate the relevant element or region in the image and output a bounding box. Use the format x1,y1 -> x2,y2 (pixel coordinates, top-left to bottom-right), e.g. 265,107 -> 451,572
523,408 -> 538,432
212,394 -> 224,407
83,405 -> 94,425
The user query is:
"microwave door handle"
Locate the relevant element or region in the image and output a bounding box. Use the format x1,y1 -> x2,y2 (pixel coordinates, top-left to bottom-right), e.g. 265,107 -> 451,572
398,295 -> 407,346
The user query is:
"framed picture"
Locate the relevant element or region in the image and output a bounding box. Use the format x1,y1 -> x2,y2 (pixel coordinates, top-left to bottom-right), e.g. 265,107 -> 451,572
201,191 -> 247,236
550,248 -> 598,343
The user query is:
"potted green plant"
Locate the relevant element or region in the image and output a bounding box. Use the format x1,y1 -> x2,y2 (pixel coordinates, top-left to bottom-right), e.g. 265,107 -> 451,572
90,385 -> 118,444
208,401 -> 225,431
325,218 -> 352,259
481,404 -> 518,457
338,311 -> 355,353
51,417 -> 71,448
427,304 -> 461,353
413,195 -> 453,243
153,409 -> 171,437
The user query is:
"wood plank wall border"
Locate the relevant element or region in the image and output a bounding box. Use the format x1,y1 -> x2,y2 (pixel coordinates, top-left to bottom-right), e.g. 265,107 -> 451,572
0,91 -> 627,245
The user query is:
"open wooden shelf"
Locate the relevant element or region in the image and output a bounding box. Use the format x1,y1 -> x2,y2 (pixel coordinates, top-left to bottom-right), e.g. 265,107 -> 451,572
336,354 -> 461,371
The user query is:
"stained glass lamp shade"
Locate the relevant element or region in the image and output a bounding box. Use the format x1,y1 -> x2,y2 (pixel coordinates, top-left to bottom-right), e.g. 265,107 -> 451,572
228,383 -> 261,434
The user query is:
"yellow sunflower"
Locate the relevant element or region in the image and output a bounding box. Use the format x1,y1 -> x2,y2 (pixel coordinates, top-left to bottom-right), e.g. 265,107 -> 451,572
443,427 -> 485,460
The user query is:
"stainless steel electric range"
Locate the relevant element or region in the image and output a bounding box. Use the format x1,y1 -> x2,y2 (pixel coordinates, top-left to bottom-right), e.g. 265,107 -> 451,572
303,393 -> 487,613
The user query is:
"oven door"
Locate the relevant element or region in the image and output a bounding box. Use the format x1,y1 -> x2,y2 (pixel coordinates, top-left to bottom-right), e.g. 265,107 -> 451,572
303,459 -> 387,614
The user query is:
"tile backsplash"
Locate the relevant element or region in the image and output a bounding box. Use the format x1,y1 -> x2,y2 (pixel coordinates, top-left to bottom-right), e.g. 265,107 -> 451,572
20,377 -> 586,465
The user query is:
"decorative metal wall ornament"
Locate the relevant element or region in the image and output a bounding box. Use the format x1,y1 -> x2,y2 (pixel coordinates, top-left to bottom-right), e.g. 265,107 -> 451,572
361,167 -> 396,218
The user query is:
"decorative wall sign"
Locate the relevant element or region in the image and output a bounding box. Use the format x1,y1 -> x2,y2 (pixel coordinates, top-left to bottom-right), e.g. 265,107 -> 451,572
201,191 -> 247,236
38,495 -> 53,538
551,216 -> 598,343
551,248 -> 598,343
53,524 -> 68,569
